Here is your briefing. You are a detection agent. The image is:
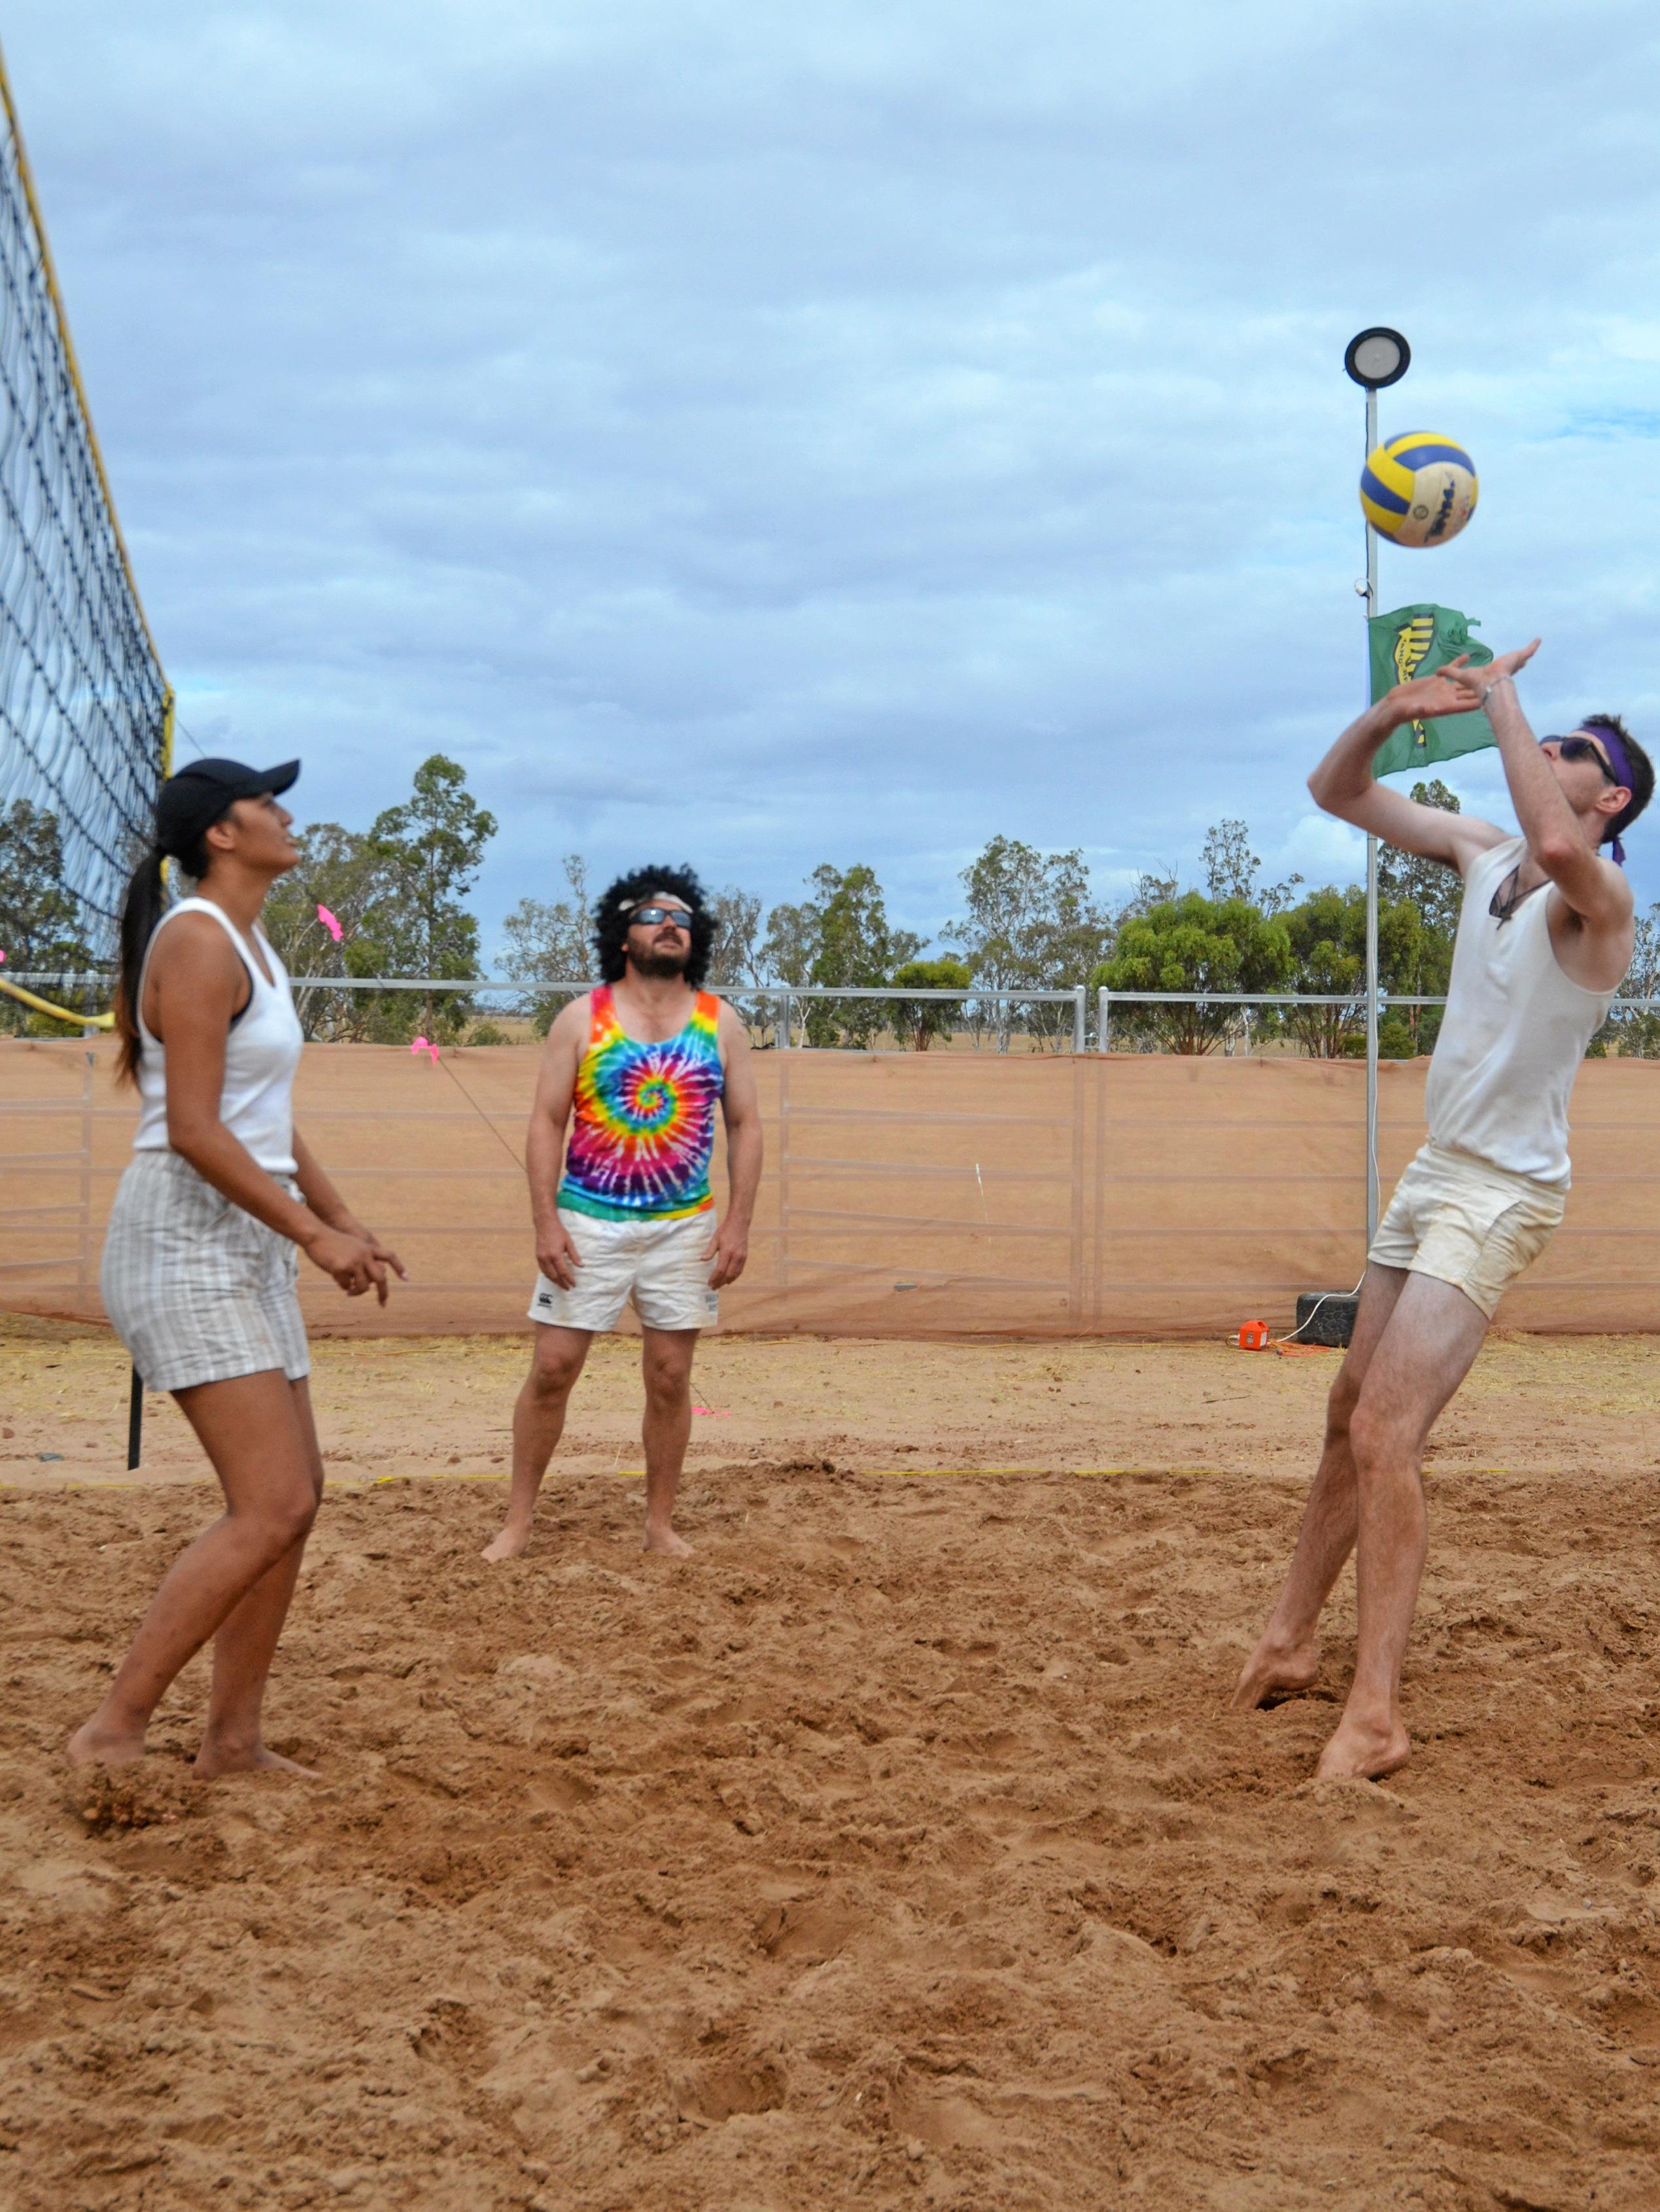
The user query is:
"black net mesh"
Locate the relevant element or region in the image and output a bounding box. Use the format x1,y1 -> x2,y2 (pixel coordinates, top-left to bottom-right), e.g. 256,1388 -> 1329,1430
0,59 -> 168,973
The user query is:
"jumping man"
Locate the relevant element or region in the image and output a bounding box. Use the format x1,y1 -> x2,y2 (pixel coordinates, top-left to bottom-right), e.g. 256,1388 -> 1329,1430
483,866 -> 762,1561
1233,642 -> 1650,1780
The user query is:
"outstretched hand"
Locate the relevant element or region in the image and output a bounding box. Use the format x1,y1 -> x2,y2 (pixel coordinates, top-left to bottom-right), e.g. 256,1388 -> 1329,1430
1433,639 -> 1542,712
1394,639 -> 1541,723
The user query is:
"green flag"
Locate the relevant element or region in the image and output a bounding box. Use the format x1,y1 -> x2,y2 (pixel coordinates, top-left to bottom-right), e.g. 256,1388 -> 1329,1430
1368,603 -> 1494,778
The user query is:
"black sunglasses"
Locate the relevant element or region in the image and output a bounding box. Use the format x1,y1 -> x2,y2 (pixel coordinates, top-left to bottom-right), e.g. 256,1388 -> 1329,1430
1546,734 -> 1617,783
629,904 -> 692,930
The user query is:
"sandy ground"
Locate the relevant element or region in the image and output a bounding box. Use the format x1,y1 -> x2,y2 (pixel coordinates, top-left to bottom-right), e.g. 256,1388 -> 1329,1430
3,1321 -> 1660,2210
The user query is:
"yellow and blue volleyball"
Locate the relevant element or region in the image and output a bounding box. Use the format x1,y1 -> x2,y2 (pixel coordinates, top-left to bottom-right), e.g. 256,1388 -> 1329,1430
1360,432 -> 1478,548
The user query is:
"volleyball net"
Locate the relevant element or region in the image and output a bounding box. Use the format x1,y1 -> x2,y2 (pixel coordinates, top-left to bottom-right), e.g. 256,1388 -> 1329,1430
0,43 -> 171,1030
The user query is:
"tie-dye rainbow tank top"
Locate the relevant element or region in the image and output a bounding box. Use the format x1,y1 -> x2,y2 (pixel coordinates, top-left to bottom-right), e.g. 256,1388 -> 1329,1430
557,985 -> 725,1221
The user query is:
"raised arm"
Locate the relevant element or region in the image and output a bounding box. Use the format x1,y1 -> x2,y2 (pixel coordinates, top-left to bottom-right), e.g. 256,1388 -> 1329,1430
1307,659 -> 1524,872
1436,652 -> 1634,935
706,1004 -> 762,1289
526,996 -> 586,1288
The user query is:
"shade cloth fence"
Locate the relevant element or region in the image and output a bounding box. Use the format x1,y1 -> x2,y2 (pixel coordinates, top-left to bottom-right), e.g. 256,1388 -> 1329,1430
5,1025 -> 1659,1339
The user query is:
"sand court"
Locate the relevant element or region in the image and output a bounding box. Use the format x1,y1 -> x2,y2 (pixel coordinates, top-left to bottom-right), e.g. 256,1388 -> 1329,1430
3,1324 -> 1659,2210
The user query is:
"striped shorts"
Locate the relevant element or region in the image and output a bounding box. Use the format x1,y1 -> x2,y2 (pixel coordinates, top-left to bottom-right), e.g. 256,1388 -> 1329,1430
100,1151 -> 311,1393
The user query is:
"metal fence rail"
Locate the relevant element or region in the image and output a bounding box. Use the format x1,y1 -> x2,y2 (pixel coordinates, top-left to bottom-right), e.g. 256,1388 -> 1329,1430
14,975 -> 1660,1058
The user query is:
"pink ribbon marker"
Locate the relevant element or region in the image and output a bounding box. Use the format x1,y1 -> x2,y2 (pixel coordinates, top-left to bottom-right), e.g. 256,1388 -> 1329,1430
317,904 -> 343,942
411,1036 -> 440,1064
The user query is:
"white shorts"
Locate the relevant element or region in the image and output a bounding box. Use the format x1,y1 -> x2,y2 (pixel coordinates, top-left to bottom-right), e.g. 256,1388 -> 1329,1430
1368,1141 -> 1565,1322
100,1151 -> 311,1392
527,1207 -> 719,1335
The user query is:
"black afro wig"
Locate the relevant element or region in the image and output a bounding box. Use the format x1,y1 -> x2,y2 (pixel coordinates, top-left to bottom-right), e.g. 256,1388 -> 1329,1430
593,863 -> 715,988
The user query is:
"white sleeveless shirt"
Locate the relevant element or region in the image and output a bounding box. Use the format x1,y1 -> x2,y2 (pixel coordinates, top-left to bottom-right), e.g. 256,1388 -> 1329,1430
132,898 -> 304,1176
1423,837 -> 1619,1189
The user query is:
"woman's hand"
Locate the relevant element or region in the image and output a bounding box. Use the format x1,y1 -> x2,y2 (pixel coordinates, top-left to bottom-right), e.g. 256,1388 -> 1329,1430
302,1223 -> 402,1302
331,1212 -> 408,1305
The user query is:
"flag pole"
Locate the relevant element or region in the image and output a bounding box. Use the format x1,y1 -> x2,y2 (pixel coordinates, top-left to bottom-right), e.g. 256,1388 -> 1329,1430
1345,328 -> 1409,1252
1364,381 -> 1381,1245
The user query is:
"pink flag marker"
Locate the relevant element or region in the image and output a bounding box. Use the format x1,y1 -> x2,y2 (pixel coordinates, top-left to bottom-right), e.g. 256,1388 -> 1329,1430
411,1036 -> 440,1064
317,904 -> 343,942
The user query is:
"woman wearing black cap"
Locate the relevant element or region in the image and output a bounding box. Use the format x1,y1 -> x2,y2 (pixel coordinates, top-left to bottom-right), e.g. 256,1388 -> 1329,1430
69,758 -> 404,1778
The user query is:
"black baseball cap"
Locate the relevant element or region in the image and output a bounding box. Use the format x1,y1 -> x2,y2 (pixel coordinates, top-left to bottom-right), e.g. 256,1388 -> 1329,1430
154,757 -> 300,856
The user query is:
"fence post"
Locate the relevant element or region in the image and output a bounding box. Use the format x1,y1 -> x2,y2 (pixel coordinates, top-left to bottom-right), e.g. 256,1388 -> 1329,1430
1097,987 -> 1110,1054
1071,985 -> 1086,1056
778,989 -> 792,1051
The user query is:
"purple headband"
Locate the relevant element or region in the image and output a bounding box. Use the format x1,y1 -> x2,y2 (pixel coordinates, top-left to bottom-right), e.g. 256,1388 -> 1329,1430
1580,718 -> 1635,866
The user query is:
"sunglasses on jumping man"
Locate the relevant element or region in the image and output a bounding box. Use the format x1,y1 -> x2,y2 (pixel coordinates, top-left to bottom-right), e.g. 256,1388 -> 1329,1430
1545,734 -> 1618,783
628,904 -> 693,931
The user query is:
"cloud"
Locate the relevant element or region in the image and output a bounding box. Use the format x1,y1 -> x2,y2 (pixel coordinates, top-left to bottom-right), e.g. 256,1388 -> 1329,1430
9,0 -> 1660,957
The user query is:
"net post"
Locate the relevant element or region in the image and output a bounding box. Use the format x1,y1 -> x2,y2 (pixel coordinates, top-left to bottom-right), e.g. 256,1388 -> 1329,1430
126,1365 -> 143,1471
1363,383 -> 1381,1245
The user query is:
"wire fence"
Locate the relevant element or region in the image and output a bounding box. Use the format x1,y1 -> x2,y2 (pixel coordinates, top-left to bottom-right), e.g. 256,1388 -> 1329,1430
12,974 -> 1660,1061
0,46 -> 170,1001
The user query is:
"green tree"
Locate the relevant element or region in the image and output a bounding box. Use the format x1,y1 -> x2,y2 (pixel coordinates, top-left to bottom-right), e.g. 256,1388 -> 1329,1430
761,864 -> 918,1046
808,864 -> 919,1047
1375,778 -> 1462,1051
709,886 -> 763,986
501,854 -> 593,1034
1601,902 -> 1660,1058
262,822 -> 408,1041
945,835 -> 1113,1050
0,800 -> 94,1033
1279,886 -> 1428,1059
368,756 -> 498,1040
1096,893 -> 1292,1054
1200,818 -> 1302,913
891,955 -> 972,1050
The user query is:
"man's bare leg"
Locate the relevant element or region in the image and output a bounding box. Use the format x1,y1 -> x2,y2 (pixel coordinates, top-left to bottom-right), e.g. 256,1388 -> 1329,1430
482,1325 -> 591,1562
194,1378 -> 326,1778
1316,1273 -> 1489,1780
67,1369 -> 321,1769
1232,1266 -> 1408,1708
640,1325 -> 697,1555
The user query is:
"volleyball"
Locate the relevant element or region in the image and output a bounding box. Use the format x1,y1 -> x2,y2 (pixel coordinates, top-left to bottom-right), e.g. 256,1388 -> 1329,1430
1360,431 -> 1478,548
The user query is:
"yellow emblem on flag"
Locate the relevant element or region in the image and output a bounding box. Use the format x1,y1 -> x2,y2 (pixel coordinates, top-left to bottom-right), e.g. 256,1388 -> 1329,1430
1392,611 -> 1437,748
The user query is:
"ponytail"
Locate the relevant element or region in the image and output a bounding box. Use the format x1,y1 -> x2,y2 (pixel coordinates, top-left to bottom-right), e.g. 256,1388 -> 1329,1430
113,831 -> 211,1086
114,847 -> 167,1087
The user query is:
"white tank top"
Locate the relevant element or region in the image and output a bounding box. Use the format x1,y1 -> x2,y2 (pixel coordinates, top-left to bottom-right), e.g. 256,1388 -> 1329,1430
132,898 -> 304,1176
1423,837 -> 1618,1188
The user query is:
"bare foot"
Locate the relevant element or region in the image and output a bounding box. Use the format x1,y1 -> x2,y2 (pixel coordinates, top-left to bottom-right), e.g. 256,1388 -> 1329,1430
1314,1713 -> 1410,1782
67,1719 -> 148,1770
481,1523 -> 531,1563
1230,1638 -> 1320,1710
642,1526 -> 693,1557
193,1741 -> 320,1781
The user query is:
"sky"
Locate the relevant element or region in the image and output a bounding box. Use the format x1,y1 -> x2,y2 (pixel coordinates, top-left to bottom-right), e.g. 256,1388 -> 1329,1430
9,0 -> 1660,959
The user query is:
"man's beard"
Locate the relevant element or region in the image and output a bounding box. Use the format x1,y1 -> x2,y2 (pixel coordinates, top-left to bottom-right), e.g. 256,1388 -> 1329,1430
632,942 -> 690,981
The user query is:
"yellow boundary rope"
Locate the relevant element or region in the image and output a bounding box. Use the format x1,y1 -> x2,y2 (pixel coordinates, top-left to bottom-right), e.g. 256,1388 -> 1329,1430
0,40 -> 171,1032
0,975 -> 112,1028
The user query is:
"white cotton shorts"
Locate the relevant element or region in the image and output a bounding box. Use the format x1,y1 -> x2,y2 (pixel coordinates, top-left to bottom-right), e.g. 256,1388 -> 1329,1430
1368,1141 -> 1566,1322
527,1206 -> 719,1335
100,1151 -> 311,1392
